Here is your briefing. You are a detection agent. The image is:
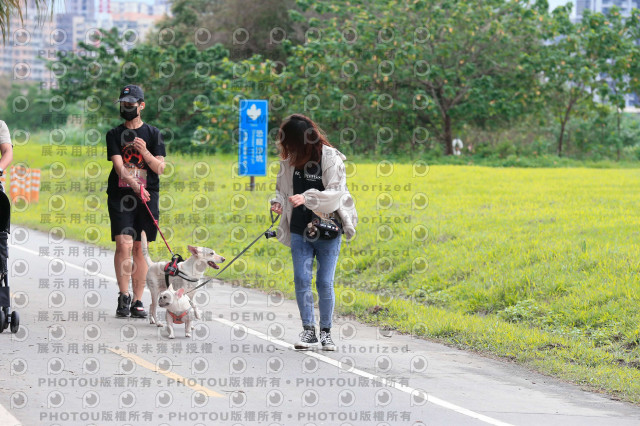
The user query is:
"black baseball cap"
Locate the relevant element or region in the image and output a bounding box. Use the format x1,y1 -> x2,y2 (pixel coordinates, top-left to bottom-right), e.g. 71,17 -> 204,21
116,85 -> 144,103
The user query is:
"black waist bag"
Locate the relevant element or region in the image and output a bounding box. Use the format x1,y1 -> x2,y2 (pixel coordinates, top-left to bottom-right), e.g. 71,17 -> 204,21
304,211 -> 343,240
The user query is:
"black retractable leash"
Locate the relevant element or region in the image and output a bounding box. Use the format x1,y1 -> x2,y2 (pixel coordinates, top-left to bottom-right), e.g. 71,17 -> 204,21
184,210 -> 281,295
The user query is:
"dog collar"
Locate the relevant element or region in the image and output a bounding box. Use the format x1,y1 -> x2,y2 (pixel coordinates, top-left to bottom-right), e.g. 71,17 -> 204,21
168,308 -> 190,324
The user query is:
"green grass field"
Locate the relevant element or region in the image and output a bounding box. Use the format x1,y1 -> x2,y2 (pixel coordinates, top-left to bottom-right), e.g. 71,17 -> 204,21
9,138 -> 640,402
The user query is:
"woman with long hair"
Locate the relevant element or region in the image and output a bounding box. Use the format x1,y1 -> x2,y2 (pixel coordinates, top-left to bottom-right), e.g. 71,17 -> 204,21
270,114 -> 358,350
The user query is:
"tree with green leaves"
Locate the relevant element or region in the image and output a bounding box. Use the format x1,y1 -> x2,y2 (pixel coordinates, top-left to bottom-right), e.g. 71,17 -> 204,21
43,0 -> 640,159
153,0 -> 301,62
0,82 -> 74,132
49,28 -> 231,153
601,8 -> 639,161
389,0 -> 549,155
202,0 -> 552,156
541,5 -> 640,157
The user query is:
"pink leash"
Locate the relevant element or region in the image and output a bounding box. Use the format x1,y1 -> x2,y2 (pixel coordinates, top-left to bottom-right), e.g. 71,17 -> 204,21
139,184 -> 175,257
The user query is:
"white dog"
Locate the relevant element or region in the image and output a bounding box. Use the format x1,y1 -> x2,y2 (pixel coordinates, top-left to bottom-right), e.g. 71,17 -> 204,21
158,285 -> 199,338
141,231 -> 225,327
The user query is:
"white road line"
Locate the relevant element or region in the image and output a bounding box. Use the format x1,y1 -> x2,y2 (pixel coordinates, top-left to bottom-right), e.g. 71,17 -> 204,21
9,244 -> 149,293
10,244 -> 118,282
214,317 -> 513,426
9,242 -> 513,426
0,400 -> 22,426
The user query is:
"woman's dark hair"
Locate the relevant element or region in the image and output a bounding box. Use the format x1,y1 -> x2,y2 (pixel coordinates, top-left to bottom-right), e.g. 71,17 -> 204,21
278,114 -> 333,168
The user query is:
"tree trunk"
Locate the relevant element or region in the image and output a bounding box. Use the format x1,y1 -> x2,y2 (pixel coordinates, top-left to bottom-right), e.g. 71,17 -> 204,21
443,113 -> 453,155
557,100 -> 575,157
616,110 -> 621,162
557,121 -> 565,157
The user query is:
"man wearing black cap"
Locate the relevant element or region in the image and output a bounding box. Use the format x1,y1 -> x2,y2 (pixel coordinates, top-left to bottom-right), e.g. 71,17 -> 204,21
106,85 -> 166,318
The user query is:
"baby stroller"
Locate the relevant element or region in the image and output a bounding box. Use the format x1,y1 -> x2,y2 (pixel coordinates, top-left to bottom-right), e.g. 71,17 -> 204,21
0,189 -> 19,333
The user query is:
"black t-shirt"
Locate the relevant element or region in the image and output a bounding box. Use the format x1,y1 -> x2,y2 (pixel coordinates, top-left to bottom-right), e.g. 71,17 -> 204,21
106,123 -> 165,195
290,161 -> 324,235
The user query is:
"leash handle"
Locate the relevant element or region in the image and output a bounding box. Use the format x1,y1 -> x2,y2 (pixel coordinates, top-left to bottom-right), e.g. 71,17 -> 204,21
265,209 -> 280,239
139,184 -> 174,257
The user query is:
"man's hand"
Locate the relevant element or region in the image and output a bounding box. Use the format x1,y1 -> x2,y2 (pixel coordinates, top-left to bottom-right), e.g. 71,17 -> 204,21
133,183 -> 150,202
288,194 -> 305,208
133,137 -> 149,157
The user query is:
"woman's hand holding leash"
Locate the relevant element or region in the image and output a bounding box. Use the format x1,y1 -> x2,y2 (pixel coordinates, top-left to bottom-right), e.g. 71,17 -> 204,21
271,202 -> 283,215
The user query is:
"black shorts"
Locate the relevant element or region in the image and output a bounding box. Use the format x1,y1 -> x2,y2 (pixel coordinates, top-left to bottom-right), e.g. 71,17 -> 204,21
107,190 -> 159,242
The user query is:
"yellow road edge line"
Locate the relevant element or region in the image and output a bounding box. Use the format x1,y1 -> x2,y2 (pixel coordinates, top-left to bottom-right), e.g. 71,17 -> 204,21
107,347 -> 223,398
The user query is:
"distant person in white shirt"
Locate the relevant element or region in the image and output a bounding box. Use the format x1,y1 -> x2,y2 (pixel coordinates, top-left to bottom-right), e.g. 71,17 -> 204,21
452,137 -> 463,156
0,120 -> 12,192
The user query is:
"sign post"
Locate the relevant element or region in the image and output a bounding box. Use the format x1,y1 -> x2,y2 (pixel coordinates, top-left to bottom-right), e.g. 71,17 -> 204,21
238,100 -> 268,191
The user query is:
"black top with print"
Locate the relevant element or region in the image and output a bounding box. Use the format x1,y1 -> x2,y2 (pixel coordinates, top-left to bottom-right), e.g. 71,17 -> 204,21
106,123 -> 165,195
290,161 -> 324,235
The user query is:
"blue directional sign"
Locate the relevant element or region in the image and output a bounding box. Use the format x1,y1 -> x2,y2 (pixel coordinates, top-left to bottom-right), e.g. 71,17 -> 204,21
238,100 -> 268,176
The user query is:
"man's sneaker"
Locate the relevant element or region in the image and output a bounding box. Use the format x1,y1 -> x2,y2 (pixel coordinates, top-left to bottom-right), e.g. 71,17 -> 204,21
130,300 -> 148,318
116,292 -> 131,317
294,326 -> 318,350
319,328 -> 336,351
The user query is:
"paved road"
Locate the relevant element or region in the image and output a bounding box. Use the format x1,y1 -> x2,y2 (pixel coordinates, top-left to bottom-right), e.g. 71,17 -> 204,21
1,227 -> 639,425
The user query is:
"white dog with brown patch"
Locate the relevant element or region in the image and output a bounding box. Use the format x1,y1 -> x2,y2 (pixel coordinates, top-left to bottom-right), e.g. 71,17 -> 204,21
158,284 -> 199,338
141,231 -> 225,327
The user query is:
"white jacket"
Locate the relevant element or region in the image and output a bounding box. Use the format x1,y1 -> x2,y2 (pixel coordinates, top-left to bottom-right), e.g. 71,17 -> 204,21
270,145 -> 358,247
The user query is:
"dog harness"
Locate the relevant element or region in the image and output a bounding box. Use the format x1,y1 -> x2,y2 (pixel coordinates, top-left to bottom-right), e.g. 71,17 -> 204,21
168,308 -> 191,325
163,253 -> 211,288
164,254 -> 183,277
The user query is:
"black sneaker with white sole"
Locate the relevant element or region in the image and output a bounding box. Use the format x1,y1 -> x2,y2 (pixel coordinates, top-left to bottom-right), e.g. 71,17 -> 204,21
294,325 -> 318,350
320,328 -> 336,351
130,300 -> 148,318
116,292 -> 131,317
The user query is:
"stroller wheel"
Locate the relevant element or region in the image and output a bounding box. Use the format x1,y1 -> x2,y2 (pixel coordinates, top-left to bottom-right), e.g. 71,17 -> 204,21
0,310 -> 4,334
2,307 -> 8,330
10,311 -> 19,334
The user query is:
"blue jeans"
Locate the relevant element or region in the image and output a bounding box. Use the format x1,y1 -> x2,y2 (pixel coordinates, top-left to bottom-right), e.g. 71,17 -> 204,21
290,233 -> 342,330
